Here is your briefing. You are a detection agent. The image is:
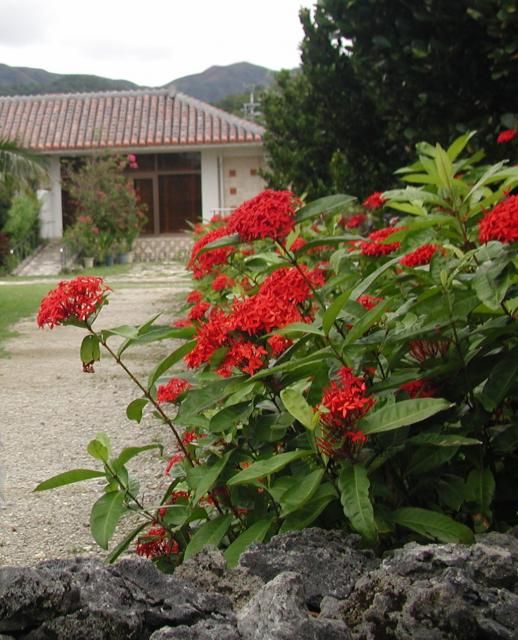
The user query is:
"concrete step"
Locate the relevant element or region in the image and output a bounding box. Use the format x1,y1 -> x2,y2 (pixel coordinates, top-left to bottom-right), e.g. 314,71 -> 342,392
14,240 -> 66,276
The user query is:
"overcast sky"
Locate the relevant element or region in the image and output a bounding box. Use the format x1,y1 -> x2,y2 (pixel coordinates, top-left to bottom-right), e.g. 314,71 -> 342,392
0,0 -> 315,86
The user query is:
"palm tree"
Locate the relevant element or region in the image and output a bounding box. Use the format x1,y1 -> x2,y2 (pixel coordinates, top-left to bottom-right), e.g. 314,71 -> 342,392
0,137 -> 47,189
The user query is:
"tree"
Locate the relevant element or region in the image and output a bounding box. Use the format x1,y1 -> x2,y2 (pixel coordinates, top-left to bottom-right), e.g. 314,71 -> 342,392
262,0 -> 518,198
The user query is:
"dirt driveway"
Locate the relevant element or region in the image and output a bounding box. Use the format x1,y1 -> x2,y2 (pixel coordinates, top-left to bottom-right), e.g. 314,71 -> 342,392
0,264 -> 191,566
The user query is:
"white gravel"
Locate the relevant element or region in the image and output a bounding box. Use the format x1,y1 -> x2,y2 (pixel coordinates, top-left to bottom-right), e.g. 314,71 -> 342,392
0,264 -> 192,566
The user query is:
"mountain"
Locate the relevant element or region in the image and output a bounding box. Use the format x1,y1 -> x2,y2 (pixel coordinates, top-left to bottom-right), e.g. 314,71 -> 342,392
163,62 -> 275,103
0,61 -> 275,104
0,63 -> 139,96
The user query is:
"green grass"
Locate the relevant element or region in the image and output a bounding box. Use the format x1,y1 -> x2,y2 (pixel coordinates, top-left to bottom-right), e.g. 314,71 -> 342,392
0,283 -> 55,356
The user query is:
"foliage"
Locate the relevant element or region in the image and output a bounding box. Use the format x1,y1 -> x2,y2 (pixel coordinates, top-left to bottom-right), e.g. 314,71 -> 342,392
262,0 -> 518,197
36,133 -> 517,569
3,192 -> 40,248
63,154 -> 147,260
0,137 -> 47,192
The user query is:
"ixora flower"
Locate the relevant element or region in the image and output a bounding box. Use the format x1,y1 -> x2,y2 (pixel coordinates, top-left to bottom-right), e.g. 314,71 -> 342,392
479,196 -> 518,244
359,226 -> 402,256
399,378 -> 437,398
317,367 -> 374,459
37,277 -> 110,328
357,294 -> 383,310
400,244 -> 442,267
339,213 -> 367,229
497,129 -> 517,144
156,377 -> 191,404
362,191 -> 387,210
226,189 -> 301,241
135,526 -> 179,559
188,226 -> 233,279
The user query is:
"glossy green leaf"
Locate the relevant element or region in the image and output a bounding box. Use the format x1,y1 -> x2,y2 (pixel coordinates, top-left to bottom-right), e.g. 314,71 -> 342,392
224,517 -> 275,567
280,387 -> 315,430
344,299 -> 391,346
434,144 -> 454,189
227,450 -> 311,486
338,462 -> 377,544
147,340 -> 196,390
359,398 -> 452,435
406,446 -> 459,475
446,131 -> 476,161
322,289 -> 351,335
106,522 -> 147,564
350,255 -> 401,300
279,468 -> 324,516
209,402 -> 253,433
126,398 -> 149,423
464,468 -> 495,514
90,491 -> 127,549
477,349 -> 518,412
196,233 -> 240,255
295,193 -> 356,223
279,483 -> 337,533
391,507 -> 474,544
183,514 -> 232,560
176,377 -> 242,422
186,451 -> 232,506
274,322 -> 324,337
409,433 -> 481,447
114,443 -> 163,467
80,334 -> 100,364
34,468 -> 106,491
87,438 -> 109,463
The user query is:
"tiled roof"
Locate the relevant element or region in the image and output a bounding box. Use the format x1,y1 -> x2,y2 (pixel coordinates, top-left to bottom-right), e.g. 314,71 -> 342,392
0,88 -> 264,152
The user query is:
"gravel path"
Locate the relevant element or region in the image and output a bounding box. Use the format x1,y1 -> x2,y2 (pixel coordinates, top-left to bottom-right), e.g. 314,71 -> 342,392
0,264 -> 192,566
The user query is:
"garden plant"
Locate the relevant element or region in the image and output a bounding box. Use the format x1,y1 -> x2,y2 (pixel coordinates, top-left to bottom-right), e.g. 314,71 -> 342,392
36,132 -> 518,570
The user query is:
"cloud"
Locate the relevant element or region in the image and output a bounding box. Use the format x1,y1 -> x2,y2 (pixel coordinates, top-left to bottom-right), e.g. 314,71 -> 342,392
0,0 -> 56,45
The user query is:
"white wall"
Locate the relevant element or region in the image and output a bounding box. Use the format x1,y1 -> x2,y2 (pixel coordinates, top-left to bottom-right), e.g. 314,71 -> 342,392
38,156 -> 63,239
201,148 -> 221,222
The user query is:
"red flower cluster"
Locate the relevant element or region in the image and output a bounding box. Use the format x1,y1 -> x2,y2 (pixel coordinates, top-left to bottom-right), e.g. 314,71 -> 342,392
136,526 -> 179,559
357,294 -> 383,310
360,227 -> 402,256
226,189 -> 300,241
211,273 -> 235,291
186,290 -> 203,304
409,339 -> 450,363
289,237 -> 307,252
37,277 -> 110,328
267,335 -> 293,357
184,308 -> 235,369
156,377 -> 191,404
217,340 -> 268,377
362,192 -> 387,210
340,213 -> 367,229
399,378 -> 437,398
188,300 -> 210,321
479,196 -> 518,244
400,244 -> 442,267
188,227 -> 234,279
497,129 -> 517,144
317,367 -> 373,459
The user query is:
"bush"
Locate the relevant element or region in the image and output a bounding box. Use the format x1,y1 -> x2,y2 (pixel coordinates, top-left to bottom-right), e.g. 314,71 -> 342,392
37,133 -> 518,569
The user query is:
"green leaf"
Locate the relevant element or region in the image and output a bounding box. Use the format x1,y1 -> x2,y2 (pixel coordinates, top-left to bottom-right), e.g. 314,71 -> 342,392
80,334 -> 100,364
338,462 -> 377,544
103,325 -> 139,340
274,322 -> 324,337
183,514 -> 232,560
209,402 -> 253,433
34,468 -> 106,492
322,289 -> 351,335
359,398 -> 452,435
279,468 -> 325,516
147,340 -> 196,390
186,451 -> 232,506
391,507 -> 474,544
434,144 -> 454,189
224,517 -> 275,567
464,468 -> 495,514
196,233 -> 241,255
409,433 -> 481,447
350,255 -> 401,300
385,201 -> 427,216
106,522 -> 148,564
87,438 -> 109,463
446,131 -> 477,161
406,446 -> 459,475
477,349 -> 518,411
227,450 -> 311,486
90,491 -> 127,549
279,483 -> 337,533
343,299 -> 391,346
295,194 -> 356,223
176,377 -> 242,423
114,443 -> 163,467
126,398 -> 149,423
280,387 -> 315,430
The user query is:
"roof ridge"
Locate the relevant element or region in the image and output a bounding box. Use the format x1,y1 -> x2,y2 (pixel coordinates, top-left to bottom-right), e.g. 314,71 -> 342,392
176,91 -> 265,132
0,88 -> 171,101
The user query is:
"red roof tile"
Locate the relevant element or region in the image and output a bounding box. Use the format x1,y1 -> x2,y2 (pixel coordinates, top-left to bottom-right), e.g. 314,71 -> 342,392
0,89 -> 264,152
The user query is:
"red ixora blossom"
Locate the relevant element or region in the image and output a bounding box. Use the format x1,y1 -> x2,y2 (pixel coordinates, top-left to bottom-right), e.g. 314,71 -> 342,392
497,129 -> 518,144
226,189 -> 301,241
211,273 -> 235,291
339,213 -> 367,229
362,192 -> 387,210
399,378 -> 437,398
186,290 -> 203,305
409,338 -> 450,363
37,276 -> 110,328
400,244 -> 442,267
188,226 -> 233,279
479,195 -> 518,244
359,226 -> 403,256
317,367 -> 373,459
217,340 -> 268,377
136,526 -> 179,559
289,237 -> 307,252
267,335 -> 293,357
156,378 -> 191,404
188,300 -> 210,321
357,294 -> 384,311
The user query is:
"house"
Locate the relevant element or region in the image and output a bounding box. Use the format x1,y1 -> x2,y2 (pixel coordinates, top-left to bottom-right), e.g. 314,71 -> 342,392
0,88 -> 266,245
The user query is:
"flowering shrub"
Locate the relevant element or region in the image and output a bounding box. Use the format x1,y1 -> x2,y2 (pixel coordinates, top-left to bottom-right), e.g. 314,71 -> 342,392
37,132 -> 518,569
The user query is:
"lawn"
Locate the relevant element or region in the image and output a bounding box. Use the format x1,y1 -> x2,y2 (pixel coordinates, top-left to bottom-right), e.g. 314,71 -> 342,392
0,282 -> 55,355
